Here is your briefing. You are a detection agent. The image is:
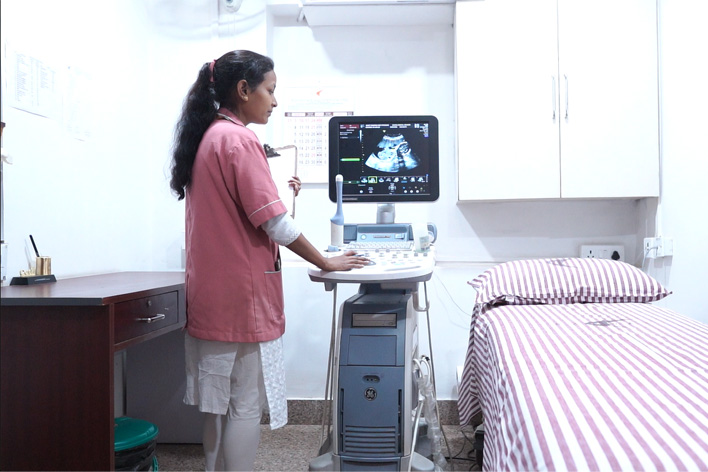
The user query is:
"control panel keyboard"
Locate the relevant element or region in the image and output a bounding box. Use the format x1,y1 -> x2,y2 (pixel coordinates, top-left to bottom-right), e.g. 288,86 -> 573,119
309,223 -> 436,285
345,241 -> 414,251
349,246 -> 430,269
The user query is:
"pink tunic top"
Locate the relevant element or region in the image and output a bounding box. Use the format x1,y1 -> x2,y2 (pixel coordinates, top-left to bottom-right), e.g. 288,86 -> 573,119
185,109 -> 288,343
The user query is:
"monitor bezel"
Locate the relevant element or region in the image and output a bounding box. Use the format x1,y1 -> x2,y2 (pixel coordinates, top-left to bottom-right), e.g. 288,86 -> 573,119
328,115 -> 440,203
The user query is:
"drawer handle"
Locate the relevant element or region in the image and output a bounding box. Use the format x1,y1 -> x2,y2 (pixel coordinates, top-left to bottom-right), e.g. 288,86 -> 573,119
135,314 -> 166,323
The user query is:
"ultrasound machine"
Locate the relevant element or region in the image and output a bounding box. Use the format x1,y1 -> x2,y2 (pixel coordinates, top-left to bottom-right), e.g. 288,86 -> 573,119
308,116 -> 445,472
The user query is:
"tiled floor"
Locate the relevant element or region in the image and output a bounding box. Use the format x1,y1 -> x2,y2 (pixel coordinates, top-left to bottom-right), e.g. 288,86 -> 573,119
157,424 -> 480,471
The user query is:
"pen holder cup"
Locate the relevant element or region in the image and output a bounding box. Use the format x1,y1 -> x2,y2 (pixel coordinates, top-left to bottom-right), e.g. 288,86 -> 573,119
36,256 -> 52,276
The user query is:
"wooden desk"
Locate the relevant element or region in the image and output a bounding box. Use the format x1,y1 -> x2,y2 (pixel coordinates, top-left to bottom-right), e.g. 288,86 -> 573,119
0,272 -> 186,471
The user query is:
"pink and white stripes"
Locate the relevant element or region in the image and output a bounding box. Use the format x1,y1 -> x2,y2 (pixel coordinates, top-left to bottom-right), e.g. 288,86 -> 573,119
458,302 -> 708,471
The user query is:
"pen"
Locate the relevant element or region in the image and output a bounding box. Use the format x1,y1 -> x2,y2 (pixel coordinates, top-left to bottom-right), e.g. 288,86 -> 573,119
29,234 -> 41,257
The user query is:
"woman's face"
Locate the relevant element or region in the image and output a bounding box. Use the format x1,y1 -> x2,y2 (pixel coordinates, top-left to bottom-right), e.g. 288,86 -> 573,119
238,70 -> 277,126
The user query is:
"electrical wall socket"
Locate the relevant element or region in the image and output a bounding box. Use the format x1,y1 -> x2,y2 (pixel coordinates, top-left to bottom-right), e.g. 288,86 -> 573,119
580,245 -> 625,261
644,236 -> 673,259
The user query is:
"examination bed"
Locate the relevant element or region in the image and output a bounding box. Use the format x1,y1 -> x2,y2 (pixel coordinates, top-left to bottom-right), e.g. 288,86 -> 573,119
457,258 -> 708,471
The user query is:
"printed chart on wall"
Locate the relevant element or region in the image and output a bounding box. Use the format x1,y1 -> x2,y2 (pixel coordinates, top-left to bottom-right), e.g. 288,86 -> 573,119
3,42 -> 92,140
280,85 -> 354,183
4,43 -> 61,120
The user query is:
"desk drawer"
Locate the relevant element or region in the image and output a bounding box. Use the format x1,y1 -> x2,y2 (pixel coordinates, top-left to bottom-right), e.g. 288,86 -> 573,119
115,291 -> 180,344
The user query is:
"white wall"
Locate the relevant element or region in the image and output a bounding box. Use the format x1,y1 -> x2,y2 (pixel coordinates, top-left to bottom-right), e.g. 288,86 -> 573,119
648,0 -> 708,323
1,0 -> 154,275
143,0 -> 272,271
2,0 -> 706,403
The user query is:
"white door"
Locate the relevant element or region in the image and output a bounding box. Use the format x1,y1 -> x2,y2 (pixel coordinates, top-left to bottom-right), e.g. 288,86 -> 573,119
558,0 -> 659,198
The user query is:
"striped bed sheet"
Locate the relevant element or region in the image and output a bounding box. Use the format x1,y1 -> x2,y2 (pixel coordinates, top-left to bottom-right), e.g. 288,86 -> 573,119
457,301 -> 708,471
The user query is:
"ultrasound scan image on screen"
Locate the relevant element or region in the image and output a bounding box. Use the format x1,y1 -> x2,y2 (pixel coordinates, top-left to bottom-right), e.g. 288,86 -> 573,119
365,132 -> 420,172
329,116 -> 439,203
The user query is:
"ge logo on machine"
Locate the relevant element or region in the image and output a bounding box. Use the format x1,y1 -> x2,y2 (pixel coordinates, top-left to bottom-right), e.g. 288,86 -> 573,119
364,388 -> 377,401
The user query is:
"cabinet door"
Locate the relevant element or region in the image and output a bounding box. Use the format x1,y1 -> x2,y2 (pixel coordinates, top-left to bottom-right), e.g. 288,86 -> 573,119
558,0 -> 659,198
456,0 -> 560,200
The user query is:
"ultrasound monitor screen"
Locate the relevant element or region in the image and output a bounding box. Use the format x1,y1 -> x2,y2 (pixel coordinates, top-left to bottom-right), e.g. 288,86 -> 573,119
328,115 -> 439,203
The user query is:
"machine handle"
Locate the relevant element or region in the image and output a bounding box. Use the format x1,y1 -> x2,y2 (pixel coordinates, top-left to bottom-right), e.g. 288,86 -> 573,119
135,314 -> 166,323
412,287 -> 430,312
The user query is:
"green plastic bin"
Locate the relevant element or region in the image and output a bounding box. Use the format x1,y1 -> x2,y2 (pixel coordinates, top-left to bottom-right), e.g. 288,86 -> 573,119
114,417 -> 159,471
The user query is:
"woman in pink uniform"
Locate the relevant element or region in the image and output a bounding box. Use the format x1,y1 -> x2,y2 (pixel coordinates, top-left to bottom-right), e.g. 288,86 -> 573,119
169,50 -> 366,471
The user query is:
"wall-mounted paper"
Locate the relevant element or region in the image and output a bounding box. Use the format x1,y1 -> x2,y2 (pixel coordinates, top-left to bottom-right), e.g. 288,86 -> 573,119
280,85 -> 354,183
4,44 -> 61,119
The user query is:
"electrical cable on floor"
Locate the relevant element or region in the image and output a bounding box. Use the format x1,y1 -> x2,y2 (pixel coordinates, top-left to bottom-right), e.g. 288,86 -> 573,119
443,425 -> 477,464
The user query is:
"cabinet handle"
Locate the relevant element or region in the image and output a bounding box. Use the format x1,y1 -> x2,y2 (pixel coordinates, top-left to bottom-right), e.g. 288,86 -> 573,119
564,74 -> 569,119
135,314 -> 166,323
551,76 -> 557,120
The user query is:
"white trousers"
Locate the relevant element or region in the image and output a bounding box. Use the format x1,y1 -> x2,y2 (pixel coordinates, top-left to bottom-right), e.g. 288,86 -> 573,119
184,335 -> 267,471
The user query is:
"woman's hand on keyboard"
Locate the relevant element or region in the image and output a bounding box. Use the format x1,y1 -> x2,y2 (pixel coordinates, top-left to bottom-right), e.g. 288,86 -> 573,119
285,235 -> 370,272
322,250 -> 370,272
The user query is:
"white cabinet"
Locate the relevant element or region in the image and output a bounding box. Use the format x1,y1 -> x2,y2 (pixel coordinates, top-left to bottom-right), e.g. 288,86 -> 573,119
455,0 -> 659,201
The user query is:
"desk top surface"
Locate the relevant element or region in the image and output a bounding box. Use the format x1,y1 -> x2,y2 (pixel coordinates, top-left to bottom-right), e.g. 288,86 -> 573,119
0,271 -> 185,307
